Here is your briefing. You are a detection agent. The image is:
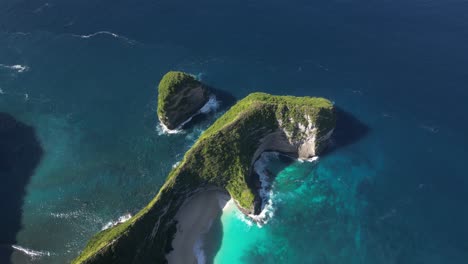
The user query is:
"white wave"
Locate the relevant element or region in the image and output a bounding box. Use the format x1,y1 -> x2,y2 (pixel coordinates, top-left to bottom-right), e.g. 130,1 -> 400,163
0,64 -> 29,73
199,95 -> 220,114
194,72 -> 205,81
33,2 -> 51,13
223,199 -> 254,227
156,121 -> 185,135
297,156 -> 319,163
50,210 -> 81,219
247,152 -> 279,227
12,245 -> 51,259
101,213 -> 132,230
237,211 -> 254,227
157,95 -> 220,135
172,161 -> 181,169
71,31 -> 136,44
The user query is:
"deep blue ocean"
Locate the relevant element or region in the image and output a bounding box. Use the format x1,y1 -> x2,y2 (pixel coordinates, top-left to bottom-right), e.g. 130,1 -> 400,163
1,0 -> 467,263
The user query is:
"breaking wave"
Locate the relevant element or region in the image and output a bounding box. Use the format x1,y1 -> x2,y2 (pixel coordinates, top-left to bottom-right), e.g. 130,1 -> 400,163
101,213 -> 132,230
248,152 -> 319,227
247,152 -> 279,227
157,95 -> 220,135
12,245 -> 51,259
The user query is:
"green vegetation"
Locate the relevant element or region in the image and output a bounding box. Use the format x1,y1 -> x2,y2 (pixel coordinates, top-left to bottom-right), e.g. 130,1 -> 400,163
73,92 -> 335,264
157,71 -> 201,123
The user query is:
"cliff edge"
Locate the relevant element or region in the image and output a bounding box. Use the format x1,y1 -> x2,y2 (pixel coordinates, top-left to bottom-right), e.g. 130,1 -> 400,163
73,92 -> 336,264
157,71 -> 210,130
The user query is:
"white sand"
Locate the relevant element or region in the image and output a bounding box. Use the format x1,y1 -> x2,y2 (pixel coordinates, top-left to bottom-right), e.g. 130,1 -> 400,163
166,190 -> 229,264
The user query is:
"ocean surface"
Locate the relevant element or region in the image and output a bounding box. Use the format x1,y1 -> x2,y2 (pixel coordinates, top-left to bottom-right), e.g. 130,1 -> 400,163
1,0 -> 468,263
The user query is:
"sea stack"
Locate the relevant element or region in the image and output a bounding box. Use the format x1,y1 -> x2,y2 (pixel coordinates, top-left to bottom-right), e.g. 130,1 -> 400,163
157,71 -> 210,130
74,92 -> 336,264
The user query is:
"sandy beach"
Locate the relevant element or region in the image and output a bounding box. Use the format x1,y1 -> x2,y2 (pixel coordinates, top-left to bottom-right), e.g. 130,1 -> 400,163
166,190 -> 230,264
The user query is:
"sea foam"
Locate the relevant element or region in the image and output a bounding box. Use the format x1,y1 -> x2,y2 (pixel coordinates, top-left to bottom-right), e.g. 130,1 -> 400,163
247,152 -> 319,227
12,245 -> 51,259
50,210 -> 81,219
157,95 -> 219,135
101,213 -> 132,230
247,152 -> 279,227
71,31 -> 136,45
0,64 -> 29,73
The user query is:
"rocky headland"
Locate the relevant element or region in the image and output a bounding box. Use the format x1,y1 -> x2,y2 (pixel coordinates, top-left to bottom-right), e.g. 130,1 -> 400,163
73,92 -> 336,264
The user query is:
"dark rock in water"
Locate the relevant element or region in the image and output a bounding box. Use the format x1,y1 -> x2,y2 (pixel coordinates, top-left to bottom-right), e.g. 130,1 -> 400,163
0,113 -> 43,263
157,71 -> 210,130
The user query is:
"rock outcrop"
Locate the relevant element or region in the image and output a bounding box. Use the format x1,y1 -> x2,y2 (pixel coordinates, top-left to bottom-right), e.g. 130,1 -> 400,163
73,92 -> 336,264
157,71 -> 210,130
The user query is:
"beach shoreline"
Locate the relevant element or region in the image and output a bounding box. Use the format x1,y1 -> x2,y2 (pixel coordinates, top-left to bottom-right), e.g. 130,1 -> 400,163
166,190 -> 230,264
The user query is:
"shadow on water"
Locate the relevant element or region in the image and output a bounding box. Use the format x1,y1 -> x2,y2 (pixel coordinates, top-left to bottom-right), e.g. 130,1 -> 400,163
323,106 -> 370,155
181,86 -> 237,130
0,113 -> 43,263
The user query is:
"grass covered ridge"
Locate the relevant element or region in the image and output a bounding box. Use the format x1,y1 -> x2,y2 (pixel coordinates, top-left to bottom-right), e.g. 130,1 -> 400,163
73,92 -> 335,264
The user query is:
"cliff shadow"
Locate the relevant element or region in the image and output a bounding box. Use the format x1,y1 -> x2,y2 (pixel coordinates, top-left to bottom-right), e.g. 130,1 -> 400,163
323,106 -> 370,155
0,113 -> 43,263
181,86 -> 237,130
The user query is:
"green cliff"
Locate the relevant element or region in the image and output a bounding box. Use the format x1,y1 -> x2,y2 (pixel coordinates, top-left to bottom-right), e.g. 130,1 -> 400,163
157,71 -> 210,130
73,92 -> 336,264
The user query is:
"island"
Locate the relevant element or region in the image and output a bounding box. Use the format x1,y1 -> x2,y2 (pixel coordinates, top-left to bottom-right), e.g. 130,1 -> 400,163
157,71 -> 210,130
73,92 -> 336,264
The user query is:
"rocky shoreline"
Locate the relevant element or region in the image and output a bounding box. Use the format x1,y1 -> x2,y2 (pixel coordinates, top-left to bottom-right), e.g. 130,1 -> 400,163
73,91 -> 336,264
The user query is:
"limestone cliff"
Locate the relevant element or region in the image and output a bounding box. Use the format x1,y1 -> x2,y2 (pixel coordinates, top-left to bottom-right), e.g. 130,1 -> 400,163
73,92 -> 335,264
157,71 -> 210,130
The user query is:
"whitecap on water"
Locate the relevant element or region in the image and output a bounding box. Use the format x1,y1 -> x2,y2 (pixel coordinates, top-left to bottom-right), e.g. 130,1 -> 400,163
71,31 -> 137,45
12,245 -> 51,259
0,64 -> 29,73
50,210 -> 81,219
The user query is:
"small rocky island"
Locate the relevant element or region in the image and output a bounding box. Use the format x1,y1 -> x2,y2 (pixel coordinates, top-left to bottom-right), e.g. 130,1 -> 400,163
157,71 -> 210,130
73,92 -> 336,264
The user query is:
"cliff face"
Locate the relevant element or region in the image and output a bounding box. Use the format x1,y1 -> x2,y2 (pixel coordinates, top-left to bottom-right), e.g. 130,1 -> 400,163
73,93 -> 336,264
157,71 -> 210,130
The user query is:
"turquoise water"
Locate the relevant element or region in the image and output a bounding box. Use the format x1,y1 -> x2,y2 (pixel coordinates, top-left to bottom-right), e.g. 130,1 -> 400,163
1,0 -> 468,263
213,151 -> 375,263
